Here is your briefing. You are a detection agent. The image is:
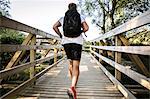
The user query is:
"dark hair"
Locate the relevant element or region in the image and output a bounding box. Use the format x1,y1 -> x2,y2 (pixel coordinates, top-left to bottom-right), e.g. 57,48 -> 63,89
68,3 -> 77,10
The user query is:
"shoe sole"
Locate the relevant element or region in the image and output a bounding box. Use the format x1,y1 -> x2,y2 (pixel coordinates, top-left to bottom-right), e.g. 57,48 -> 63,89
67,90 -> 74,99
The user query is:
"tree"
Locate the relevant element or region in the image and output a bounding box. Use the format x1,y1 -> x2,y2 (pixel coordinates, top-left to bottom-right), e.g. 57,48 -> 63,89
78,0 -> 150,33
0,0 -> 26,70
0,0 -> 10,17
78,0 -> 106,34
123,0 -> 150,22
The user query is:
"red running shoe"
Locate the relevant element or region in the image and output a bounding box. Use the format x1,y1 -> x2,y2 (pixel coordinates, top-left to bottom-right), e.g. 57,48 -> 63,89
67,86 -> 77,99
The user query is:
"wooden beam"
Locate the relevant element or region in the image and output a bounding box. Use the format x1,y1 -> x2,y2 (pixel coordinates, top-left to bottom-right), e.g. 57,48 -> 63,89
98,41 -> 103,62
0,53 -> 63,79
91,50 -> 150,90
0,55 -> 53,79
30,35 -> 36,79
119,35 -> 150,77
0,56 -> 66,99
54,48 -> 58,63
92,10 -> 150,41
0,16 -> 60,40
90,46 -> 150,55
90,54 -> 136,99
43,49 -> 51,57
115,36 -> 122,81
5,34 -> 33,69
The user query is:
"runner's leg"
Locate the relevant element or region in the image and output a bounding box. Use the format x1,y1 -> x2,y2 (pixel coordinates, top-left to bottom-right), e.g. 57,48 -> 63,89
69,60 -> 73,79
71,60 -> 80,87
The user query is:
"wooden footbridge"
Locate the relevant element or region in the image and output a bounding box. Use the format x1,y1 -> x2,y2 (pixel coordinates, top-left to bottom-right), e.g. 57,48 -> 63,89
0,11 -> 150,99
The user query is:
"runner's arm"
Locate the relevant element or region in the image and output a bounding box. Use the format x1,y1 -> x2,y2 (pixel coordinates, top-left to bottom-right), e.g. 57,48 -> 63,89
53,21 -> 62,38
82,22 -> 89,33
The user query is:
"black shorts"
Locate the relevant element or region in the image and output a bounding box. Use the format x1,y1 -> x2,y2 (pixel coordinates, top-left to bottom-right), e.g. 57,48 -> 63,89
63,43 -> 82,60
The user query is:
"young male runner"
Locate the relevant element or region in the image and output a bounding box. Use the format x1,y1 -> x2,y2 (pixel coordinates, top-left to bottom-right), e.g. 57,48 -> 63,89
53,3 -> 89,99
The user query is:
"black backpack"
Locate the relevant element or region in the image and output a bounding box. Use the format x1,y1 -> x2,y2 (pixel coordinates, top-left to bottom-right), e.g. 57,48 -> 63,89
63,9 -> 82,37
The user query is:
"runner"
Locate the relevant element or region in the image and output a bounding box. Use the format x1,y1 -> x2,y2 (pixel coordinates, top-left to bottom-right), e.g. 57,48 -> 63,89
53,3 -> 89,99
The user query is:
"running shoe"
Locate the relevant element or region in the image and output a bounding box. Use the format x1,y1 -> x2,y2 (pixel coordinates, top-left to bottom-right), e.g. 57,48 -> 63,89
67,86 -> 77,99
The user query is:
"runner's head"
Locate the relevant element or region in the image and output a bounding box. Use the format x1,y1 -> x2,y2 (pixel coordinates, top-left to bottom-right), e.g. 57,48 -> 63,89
68,3 -> 77,10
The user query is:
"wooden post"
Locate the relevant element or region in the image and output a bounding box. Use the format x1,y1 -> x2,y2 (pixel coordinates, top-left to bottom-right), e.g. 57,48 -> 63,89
30,35 -> 36,79
119,35 -> 150,77
115,36 -> 122,81
54,48 -> 57,64
99,41 -> 103,62
94,42 -> 96,58
6,34 -> 33,69
62,48 -> 65,57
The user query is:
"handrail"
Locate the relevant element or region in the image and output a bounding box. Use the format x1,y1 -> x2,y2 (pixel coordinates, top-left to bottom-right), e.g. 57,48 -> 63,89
91,50 -> 150,90
0,16 -> 65,99
90,45 -> 150,55
0,44 -> 63,52
0,56 -> 66,99
0,53 -> 63,79
90,54 -> 136,99
0,16 -> 61,41
88,10 -> 150,99
92,10 -> 150,41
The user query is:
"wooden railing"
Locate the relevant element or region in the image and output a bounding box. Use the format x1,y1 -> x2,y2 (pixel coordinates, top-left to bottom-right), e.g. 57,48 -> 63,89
0,16 -> 65,99
88,10 -> 150,99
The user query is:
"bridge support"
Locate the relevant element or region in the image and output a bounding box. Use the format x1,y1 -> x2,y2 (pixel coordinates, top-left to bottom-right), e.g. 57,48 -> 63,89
119,35 -> 150,77
115,36 -> 122,81
54,48 -> 58,64
30,35 -> 36,79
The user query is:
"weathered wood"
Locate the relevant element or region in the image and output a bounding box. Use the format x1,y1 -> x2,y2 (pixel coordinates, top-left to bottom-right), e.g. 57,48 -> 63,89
18,52 -> 124,99
0,54 -> 62,79
0,56 -> 65,99
54,48 -> 57,63
99,41 -> 103,62
92,10 -> 150,41
115,36 -> 122,81
90,53 -> 136,99
30,35 -> 36,78
0,16 -> 60,40
0,44 -> 63,52
5,34 -> 33,69
42,49 -> 51,58
91,50 -> 150,90
90,46 -> 150,55
119,35 -> 150,77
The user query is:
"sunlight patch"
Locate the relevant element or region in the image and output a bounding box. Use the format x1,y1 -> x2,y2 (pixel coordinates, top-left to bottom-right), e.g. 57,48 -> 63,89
80,65 -> 89,72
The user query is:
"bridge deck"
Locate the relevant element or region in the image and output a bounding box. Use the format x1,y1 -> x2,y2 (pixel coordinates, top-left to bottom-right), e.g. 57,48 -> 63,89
18,52 -> 124,99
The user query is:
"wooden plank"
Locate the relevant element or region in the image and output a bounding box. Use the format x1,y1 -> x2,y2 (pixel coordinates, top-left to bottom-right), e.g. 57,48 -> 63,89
90,46 -> 150,55
5,34 -> 33,69
0,54 -> 62,79
42,49 -> 51,58
30,35 -> 36,78
99,41 -> 103,62
18,52 -> 123,99
0,16 -> 60,40
0,57 -> 66,99
115,36 -> 122,81
91,50 -> 150,90
54,48 -> 57,63
119,35 -> 150,77
90,53 -> 136,99
92,10 -> 150,41
20,90 -> 123,97
0,44 -> 63,52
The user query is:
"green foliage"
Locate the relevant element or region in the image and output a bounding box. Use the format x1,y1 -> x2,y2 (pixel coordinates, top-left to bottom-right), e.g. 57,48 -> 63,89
0,29 -> 25,44
0,29 -> 25,70
83,41 -> 91,46
127,29 -> 150,45
78,0 -> 150,32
